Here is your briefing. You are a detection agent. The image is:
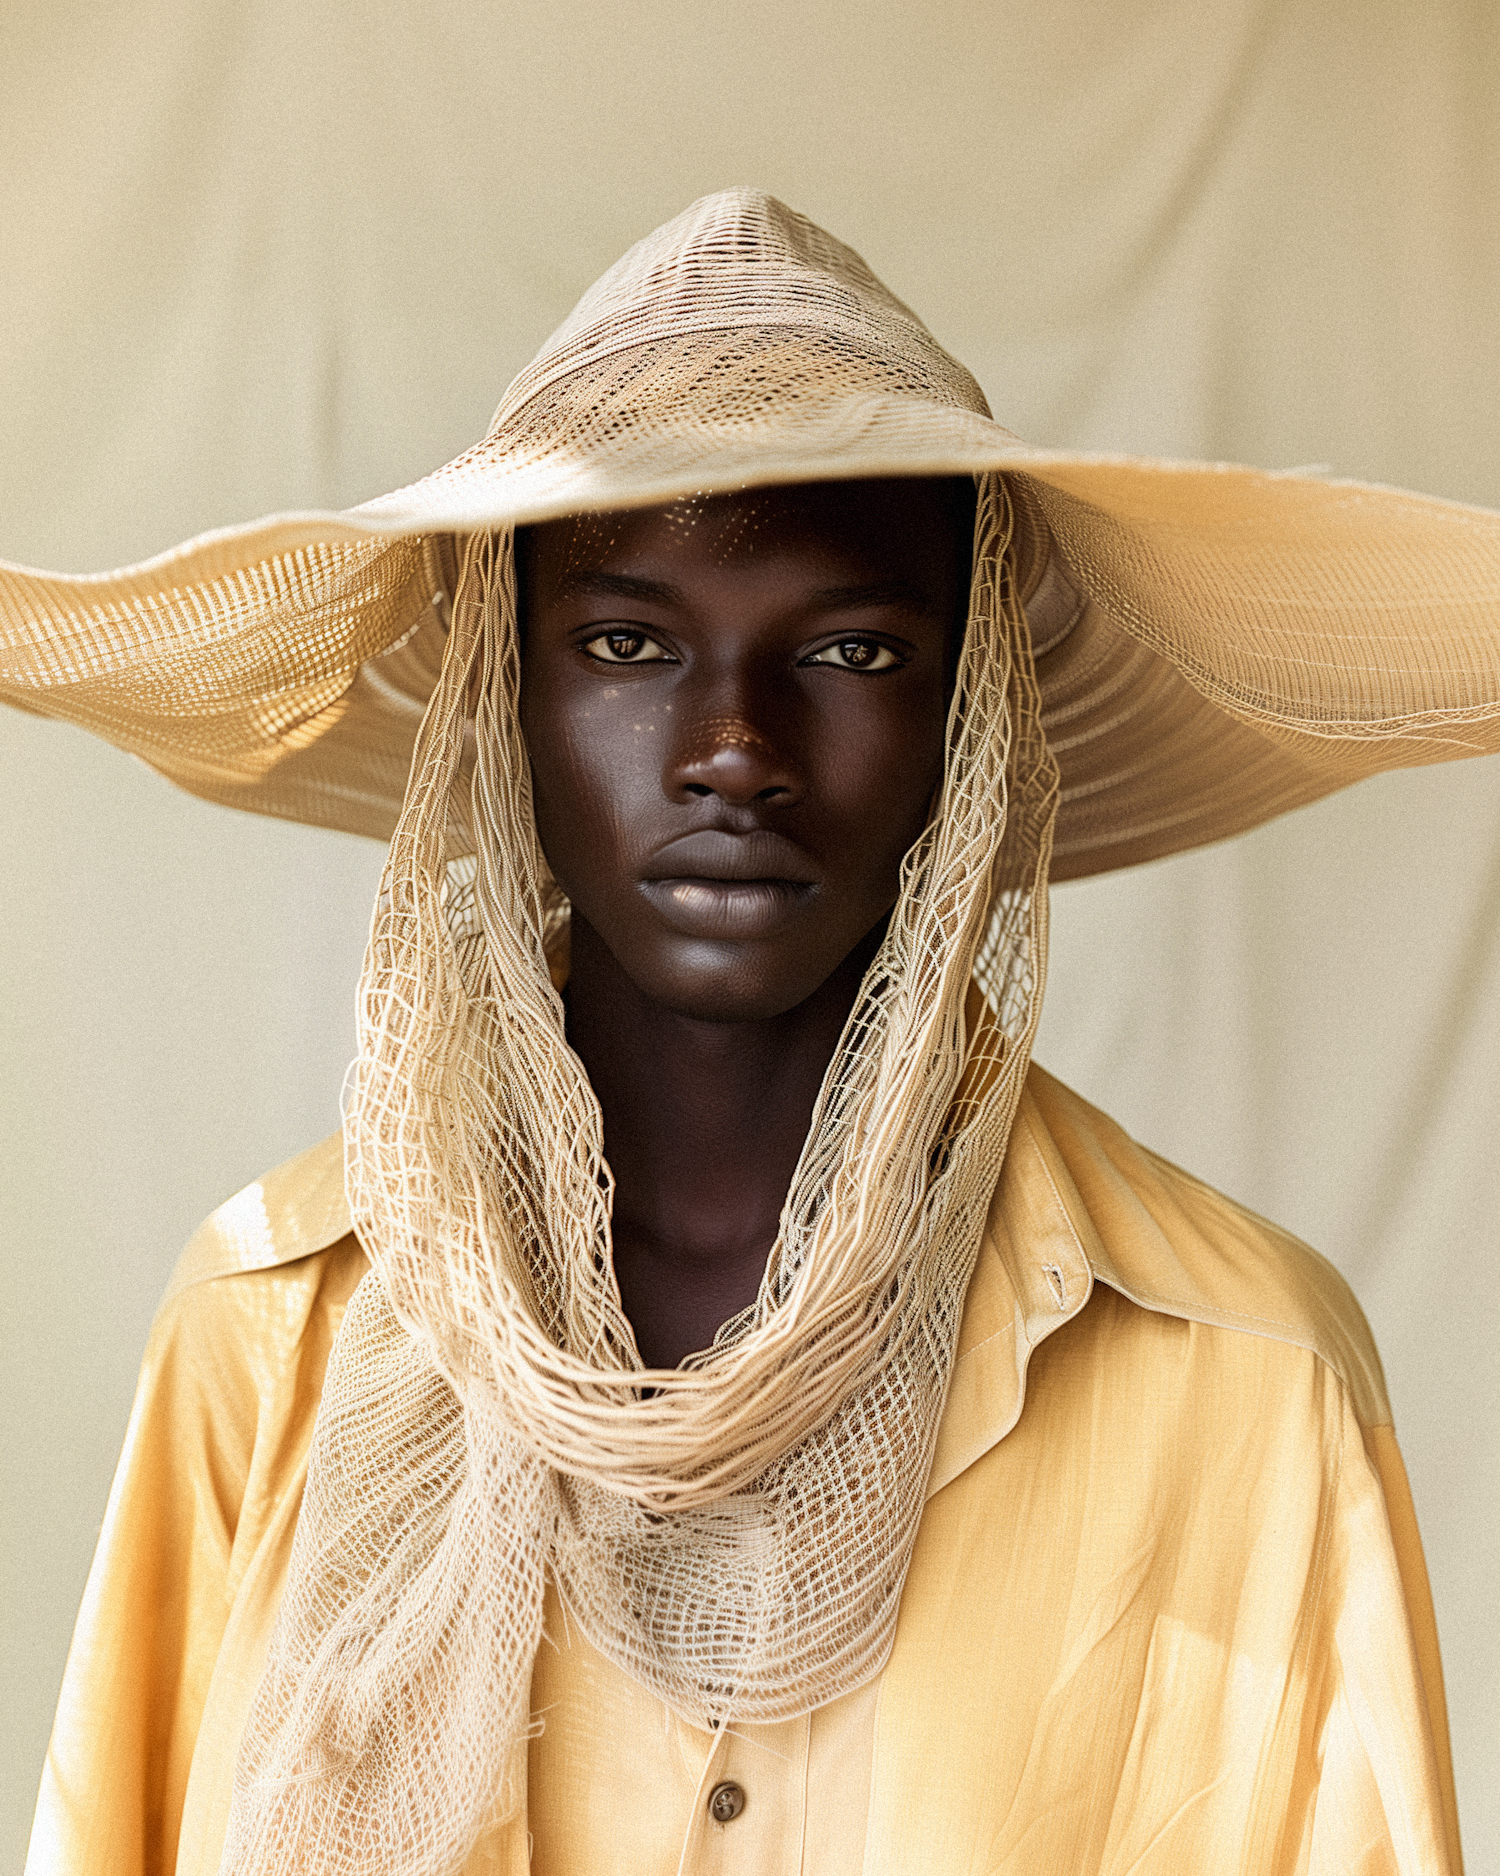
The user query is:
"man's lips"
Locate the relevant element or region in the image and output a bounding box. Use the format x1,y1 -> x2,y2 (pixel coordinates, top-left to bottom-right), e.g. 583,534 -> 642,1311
640,830 -> 819,885
639,831 -> 819,938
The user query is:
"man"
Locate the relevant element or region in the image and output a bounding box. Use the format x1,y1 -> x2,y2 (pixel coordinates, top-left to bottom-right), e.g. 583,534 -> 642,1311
11,190 -> 1486,1874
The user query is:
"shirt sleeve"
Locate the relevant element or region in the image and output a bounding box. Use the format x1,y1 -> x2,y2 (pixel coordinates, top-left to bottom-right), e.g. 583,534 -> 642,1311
1307,1413 -> 1464,1876
24,1239 -> 365,1876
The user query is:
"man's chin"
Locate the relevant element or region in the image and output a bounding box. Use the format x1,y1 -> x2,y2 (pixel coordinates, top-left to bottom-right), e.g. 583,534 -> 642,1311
617,937 -> 850,1027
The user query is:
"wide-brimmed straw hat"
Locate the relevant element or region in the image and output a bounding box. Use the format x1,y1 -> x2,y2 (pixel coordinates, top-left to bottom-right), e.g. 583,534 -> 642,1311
4,187 -> 1500,880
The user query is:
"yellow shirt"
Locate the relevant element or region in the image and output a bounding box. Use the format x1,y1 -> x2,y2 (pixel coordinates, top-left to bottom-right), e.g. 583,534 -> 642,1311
26,1066 -> 1463,1876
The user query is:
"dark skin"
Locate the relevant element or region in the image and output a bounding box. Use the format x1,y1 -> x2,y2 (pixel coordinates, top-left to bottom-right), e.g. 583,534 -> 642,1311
517,478 -> 973,1368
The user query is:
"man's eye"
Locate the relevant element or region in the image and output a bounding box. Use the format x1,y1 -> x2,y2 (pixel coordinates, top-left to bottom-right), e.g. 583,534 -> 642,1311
583,629 -> 671,664
805,638 -> 902,672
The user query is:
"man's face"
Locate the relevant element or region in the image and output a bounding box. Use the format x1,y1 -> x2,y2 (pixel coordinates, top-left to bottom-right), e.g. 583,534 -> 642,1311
517,477 -> 972,1022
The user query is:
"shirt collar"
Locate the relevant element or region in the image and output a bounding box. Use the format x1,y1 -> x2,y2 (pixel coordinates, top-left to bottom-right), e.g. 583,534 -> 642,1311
926,1072 -> 1096,1499
166,1064 -> 1102,1504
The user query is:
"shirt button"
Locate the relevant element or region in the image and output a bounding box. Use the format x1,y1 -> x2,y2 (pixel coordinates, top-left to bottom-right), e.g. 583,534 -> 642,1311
708,1781 -> 746,1823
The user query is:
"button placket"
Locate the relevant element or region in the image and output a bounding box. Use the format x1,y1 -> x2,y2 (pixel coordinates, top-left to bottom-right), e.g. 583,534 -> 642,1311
674,1714 -> 809,1874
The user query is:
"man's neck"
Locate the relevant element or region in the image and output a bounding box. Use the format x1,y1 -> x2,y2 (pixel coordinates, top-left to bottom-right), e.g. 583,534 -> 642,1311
563,915 -> 872,1368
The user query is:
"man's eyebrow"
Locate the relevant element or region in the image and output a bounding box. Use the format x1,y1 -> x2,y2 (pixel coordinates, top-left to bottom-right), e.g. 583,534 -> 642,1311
805,579 -> 937,614
548,570 -> 935,613
551,569 -> 684,606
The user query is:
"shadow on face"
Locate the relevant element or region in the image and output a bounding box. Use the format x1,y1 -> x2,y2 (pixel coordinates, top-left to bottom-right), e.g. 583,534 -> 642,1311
517,476 -> 975,1023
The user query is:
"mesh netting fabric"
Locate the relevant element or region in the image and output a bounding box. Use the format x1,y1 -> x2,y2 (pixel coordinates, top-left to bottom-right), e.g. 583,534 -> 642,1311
219,470 -> 1058,1875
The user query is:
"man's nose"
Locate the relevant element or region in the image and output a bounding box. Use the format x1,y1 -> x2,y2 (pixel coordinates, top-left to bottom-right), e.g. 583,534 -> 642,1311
666,705 -> 801,807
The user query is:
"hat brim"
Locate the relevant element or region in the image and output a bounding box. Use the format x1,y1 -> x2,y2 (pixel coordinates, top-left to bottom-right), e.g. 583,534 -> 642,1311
5,396 -> 1500,879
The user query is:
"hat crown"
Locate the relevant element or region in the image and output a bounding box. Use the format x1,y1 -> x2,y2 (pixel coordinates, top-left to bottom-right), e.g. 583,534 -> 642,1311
490,187 -> 990,430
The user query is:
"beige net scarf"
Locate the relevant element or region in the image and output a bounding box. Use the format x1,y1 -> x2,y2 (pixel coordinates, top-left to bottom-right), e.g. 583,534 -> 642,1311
221,470 -> 1058,1876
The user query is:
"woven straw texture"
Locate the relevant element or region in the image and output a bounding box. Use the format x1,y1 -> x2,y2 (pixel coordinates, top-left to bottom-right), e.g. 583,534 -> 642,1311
5,189 -> 1500,878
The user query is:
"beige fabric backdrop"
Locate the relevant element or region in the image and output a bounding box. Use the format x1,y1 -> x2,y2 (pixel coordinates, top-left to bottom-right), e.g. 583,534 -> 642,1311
2,0 -> 1496,1866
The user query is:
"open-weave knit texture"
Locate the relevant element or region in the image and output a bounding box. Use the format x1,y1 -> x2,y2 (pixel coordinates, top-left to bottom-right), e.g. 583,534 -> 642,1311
219,469 -> 1056,1874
